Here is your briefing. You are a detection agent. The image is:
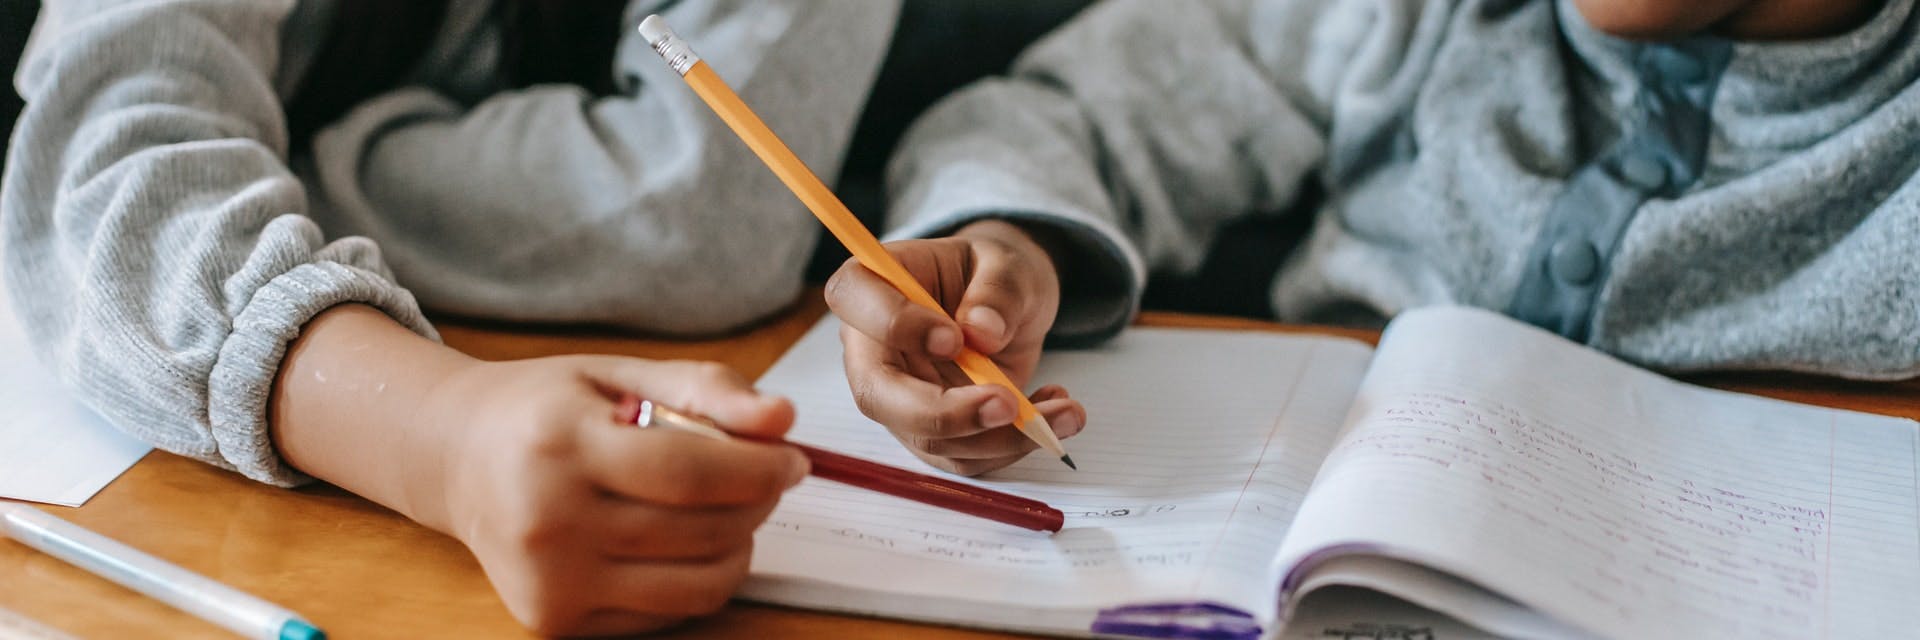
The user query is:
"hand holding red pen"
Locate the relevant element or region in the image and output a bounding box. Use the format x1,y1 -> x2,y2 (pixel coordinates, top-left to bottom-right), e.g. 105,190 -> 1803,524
420,357 -> 808,635
614,395 -> 1067,533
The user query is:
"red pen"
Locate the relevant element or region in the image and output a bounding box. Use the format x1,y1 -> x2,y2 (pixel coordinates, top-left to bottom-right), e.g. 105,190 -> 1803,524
613,396 -> 1064,533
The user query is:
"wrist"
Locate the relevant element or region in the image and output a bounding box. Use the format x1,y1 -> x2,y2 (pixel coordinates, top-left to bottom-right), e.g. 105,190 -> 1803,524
401,357 -> 492,537
270,304 -> 476,536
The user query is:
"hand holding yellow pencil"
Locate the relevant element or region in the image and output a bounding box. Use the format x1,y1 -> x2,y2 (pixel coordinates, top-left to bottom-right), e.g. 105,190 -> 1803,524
638,16 -> 1076,470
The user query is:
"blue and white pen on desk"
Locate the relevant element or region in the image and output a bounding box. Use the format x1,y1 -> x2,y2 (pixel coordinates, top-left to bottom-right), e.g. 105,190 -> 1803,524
0,504 -> 324,640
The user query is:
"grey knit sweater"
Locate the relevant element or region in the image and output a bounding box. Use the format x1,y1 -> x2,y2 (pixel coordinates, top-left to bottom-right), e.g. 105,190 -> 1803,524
2,0 -> 898,485
886,0 -> 1920,380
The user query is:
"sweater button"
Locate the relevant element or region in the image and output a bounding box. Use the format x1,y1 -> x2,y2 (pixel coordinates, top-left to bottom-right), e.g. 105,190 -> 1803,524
1549,239 -> 1600,286
1620,154 -> 1669,191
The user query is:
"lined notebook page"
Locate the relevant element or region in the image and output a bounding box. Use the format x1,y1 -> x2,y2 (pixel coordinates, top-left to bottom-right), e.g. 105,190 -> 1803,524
1274,307 -> 1920,639
748,318 -> 1373,622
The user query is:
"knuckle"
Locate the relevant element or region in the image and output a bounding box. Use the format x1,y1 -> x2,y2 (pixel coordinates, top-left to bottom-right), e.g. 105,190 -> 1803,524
950,459 -> 996,477
912,449 -> 964,475
509,513 -> 572,556
506,398 -> 582,462
609,528 -> 664,557
690,517 -> 744,551
910,407 -> 950,439
666,534 -> 732,562
899,433 -> 938,456
824,260 -> 857,304
685,586 -> 735,616
849,376 -> 887,418
932,235 -> 975,254
687,361 -> 738,386
523,419 -> 577,462
516,611 -> 569,637
647,458 -> 711,505
671,563 -> 747,616
742,464 -> 789,503
973,267 -> 1023,301
763,459 -> 799,498
518,605 -> 586,638
660,477 -> 716,507
938,400 -> 979,437
997,271 -> 1029,300
975,236 -> 1016,261
882,310 -> 920,350
502,579 -> 582,636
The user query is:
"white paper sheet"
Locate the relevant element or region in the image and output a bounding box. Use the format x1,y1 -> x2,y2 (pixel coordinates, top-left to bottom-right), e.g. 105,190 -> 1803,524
745,317 -> 1374,633
0,281 -> 150,507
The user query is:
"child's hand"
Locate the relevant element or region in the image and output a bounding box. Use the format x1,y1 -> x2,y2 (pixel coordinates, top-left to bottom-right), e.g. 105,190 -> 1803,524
824,219 -> 1086,476
423,357 -> 808,635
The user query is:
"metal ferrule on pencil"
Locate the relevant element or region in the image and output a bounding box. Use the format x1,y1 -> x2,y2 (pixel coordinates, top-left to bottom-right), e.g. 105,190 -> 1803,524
637,16 -> 701,76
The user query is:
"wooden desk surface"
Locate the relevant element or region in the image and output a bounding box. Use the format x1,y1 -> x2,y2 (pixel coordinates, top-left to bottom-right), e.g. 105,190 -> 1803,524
3,297 -> 1917,639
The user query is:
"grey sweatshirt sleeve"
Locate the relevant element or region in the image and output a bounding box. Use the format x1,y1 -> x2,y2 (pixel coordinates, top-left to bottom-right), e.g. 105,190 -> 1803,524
305,1 -> 898,334
2,0 -> 436,486
884,0 -> 1407,341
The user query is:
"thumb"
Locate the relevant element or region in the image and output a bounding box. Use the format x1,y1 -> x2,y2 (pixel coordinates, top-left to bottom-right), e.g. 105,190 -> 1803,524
952,260 -> 1036,356
949,221 -> 1056,355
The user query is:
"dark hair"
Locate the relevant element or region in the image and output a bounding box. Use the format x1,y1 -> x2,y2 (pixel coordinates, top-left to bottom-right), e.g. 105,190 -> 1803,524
497,0 -> 629,96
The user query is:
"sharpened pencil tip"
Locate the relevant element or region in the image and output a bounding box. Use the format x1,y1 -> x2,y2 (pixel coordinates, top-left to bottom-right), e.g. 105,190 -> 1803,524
1060,454 -> 1077,470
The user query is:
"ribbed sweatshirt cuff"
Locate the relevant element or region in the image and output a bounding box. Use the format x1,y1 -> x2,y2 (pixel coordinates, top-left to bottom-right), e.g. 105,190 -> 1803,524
207,261 -> 438,486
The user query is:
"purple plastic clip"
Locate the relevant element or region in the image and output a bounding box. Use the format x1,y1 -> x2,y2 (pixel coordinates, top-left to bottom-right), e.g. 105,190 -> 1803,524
1090,601 -> 1262,640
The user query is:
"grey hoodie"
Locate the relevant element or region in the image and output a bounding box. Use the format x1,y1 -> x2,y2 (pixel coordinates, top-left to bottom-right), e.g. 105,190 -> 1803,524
3,0 -> 898,484
884,0 -> 1920,380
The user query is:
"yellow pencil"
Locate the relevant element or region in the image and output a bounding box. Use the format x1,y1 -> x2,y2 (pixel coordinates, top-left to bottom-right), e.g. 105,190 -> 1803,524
638,15 -> 1074,470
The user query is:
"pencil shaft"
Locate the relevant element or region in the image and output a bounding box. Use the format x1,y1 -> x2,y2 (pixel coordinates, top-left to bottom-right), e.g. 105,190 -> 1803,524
680,65 -> 919,305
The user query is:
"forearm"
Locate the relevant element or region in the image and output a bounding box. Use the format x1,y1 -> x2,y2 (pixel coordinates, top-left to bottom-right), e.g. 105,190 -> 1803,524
269,304 -> 474,533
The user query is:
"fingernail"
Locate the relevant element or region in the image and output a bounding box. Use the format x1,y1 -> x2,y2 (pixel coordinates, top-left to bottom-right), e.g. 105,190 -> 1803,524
787,453 -> 811,486
978,397 -> 1015,427
965,306 -> 1006,344
1054,411 -> 1085,438
927,326 -> 959,356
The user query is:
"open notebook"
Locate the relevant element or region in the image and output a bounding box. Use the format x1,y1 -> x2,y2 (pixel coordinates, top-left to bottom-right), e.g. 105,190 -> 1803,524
746,307 -> 1920,639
